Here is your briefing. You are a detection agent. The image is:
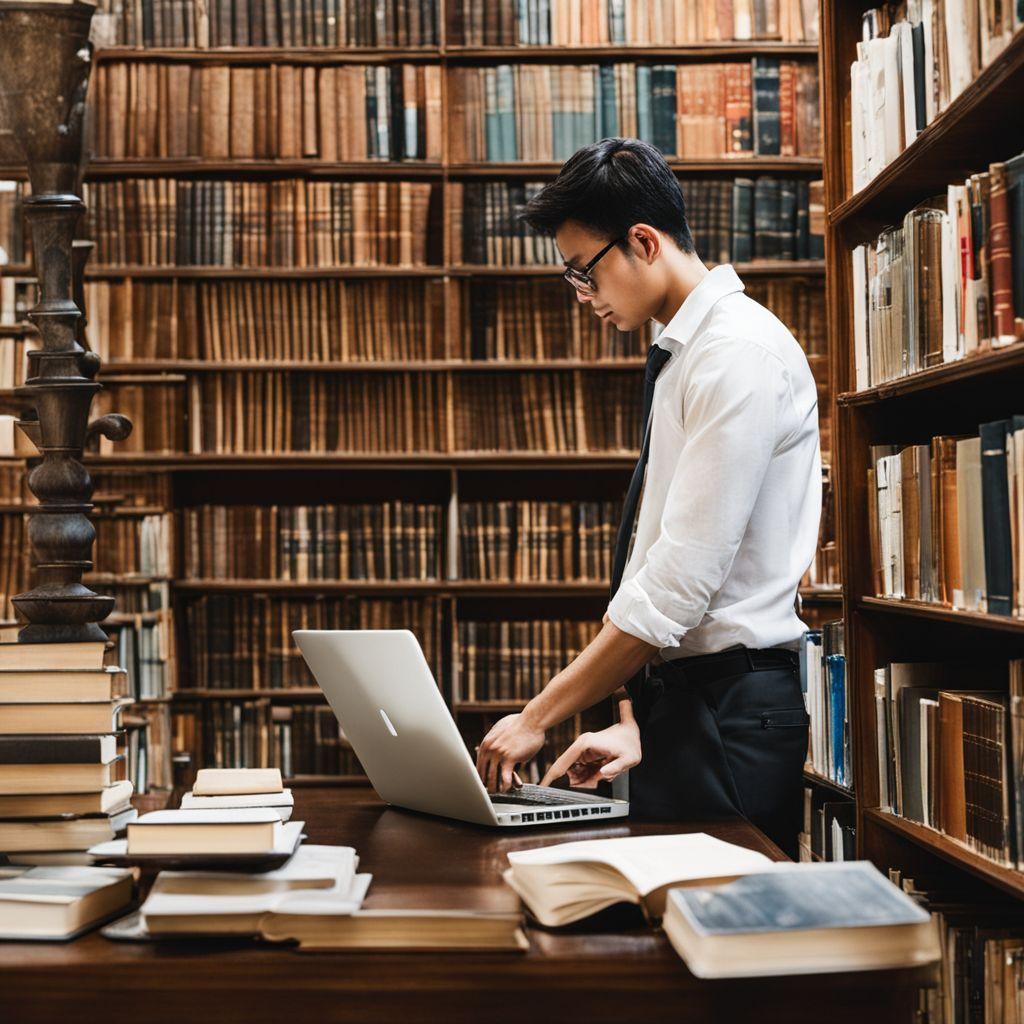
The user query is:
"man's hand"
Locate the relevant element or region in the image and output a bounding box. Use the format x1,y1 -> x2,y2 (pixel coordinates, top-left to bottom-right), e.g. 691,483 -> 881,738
540,721 -> 641,788
475,713 -> 546,793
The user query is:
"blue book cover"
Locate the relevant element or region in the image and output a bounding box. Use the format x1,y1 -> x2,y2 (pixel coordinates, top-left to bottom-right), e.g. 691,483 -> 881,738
484,67 -> 500,162
650,64 -> 677,156
599,64 -> 618,139
752,57 -> 781,156
669,863 -> 930,937
497,65 -> 517,162
636,66 -> 653,144
827,653 -> 846,786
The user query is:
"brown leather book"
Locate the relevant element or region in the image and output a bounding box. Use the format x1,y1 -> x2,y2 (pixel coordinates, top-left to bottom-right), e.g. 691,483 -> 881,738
202,65 -> 231,160
779,60 -> 796,156
938,691 -> 967,840
988,162 -> 1017,345
939,436 -> 963,604
900,446 -> 922,600
230,67 -> 256,160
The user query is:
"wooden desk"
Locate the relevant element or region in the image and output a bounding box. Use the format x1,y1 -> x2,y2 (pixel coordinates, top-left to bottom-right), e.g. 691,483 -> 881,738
0,787 -> 935,1024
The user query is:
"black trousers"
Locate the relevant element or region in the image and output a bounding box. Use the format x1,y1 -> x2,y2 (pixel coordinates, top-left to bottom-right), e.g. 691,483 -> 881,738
628,646 -> 810,860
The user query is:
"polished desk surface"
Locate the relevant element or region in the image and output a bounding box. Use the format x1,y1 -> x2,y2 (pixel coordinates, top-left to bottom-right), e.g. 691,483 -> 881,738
0,787 -> 935,1024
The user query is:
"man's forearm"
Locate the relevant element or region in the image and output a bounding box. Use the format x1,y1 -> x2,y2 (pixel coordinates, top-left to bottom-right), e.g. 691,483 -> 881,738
520,620 -> 658,731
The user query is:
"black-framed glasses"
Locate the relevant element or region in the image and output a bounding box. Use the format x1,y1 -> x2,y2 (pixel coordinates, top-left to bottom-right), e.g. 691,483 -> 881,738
562,235 -> 625,295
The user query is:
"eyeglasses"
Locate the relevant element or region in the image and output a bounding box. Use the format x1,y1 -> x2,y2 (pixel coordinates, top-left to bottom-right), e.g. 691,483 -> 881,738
562,235 -> 625,295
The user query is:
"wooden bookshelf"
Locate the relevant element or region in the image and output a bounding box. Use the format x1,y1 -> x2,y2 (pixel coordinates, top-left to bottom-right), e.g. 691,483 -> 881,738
822,1 -> 1024,899
1,12 -> 830,785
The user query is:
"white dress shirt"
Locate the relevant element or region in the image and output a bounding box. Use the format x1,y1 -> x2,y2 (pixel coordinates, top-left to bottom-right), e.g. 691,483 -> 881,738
606,264 -> 822,659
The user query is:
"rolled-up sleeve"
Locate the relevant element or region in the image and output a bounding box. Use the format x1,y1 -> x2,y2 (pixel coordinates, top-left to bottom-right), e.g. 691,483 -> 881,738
606,336 -> 789,650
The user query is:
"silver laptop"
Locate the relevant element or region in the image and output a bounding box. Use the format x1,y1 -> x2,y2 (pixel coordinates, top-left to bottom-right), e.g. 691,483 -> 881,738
293,629 -> 629,828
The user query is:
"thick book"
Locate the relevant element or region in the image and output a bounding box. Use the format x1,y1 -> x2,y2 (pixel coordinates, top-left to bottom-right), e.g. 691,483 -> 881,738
180,789 -> 294,821
0,780 -> 133,820
0,756 -> 126,796
0,700 -> 131,736
979,419 -> 1013,615
259,903 -> 528,953
0,642 -> 114,672
0,806 -> 137,853
0,865 -> 134,941
662,862 -> 939,978
192,766 -> 283,795
0,667 -> 128,704
126,808 -> 297,855
0,732 -> 120,764
503,833 -> 773,927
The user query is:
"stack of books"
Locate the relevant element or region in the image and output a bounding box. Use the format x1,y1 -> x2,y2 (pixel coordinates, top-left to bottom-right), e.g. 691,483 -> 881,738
800,622 -> 850,789
180,768 -> 294,821
0,639 -> 136,865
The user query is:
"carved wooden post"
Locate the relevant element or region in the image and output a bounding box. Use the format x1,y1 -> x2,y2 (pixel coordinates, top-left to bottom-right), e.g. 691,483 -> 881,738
0,0 -> 131,643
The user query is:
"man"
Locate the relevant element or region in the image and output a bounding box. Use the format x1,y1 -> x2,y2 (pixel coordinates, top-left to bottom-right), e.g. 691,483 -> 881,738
473,137 -> 821,858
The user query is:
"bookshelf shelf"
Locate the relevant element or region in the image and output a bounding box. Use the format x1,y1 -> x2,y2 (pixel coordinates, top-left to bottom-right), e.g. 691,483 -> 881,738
173,688 -> 326,700
802,768 -> 854,798
91,43 -> 820,64
864,809 -> 1024,900
799,587 -> 843,605
96,355 -> 830,375
94,46 -> 445,63
838,343 -> 1024,407
171,579 -> 613,595
0,157 -> 823,180
858,597 -> 1024,635
81,453 -> 641,469
443,43 -> 821,60
77,260 -> 826,280
829,29 -> 1024,235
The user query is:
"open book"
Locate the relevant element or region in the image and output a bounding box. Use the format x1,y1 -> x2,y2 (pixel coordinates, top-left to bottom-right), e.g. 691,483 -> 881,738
504,833 -> 773,927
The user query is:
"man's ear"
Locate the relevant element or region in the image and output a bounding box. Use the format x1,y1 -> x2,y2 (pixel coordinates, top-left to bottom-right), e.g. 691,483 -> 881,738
628,224 -> 661,264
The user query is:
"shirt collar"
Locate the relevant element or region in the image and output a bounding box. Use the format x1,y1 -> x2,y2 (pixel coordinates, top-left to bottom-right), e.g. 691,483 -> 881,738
652,264 -> 746,353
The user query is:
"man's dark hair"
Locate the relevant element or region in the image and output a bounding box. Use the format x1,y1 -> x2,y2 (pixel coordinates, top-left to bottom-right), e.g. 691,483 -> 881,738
519,138 -> 695,255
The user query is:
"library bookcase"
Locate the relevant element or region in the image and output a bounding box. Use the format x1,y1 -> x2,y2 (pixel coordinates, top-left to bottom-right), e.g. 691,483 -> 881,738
0,2 -> 835,789
821,2 -> 1024,897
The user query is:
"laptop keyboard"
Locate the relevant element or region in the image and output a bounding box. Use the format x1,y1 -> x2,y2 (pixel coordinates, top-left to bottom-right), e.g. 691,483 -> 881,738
489,784 -> 603,806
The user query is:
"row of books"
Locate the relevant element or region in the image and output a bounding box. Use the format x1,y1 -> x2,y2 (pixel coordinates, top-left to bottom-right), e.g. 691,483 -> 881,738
0,639 -> 138,862
903,874 -> 1024,1024
88,372 -> 642,455
457,618 -> 600,703
123,702 -> 172,792
182,502 -> 445,581
175,698 -> 364,776
797,786 -> 855,863
86,277 -> 450,363
851,5 -> 1023,192
869,418 -> 1024,616
448,178 -> 825,267
851,156 -> 1024,390
79,259 -> 823,367
874,659 -> 1024,869
82,179 -> 439,267
448,60 -> 821,162
91,0 -> 441,47
801,469 -> 838,588
92,513 -> 172,578
447,0 -> 819,46
89,61 -> 444,162
181,595 -> 444,692
800,622 -> 850,789
457,500 -> 619,582
94,581 -> 175,704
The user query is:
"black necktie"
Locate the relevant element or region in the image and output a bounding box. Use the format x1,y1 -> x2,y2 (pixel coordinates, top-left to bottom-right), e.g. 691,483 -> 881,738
610,343 -> 673,597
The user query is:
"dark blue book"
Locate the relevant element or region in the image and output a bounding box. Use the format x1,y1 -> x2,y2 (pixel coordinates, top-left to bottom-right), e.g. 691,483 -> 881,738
980,419 -> 1013,616
730,179 -> 754,264
650,65 -> 677,156
752,57 -> 781,156
663,862 -> 937,978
